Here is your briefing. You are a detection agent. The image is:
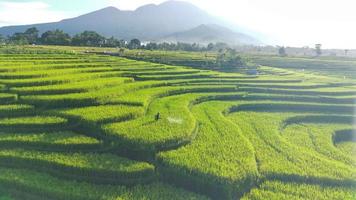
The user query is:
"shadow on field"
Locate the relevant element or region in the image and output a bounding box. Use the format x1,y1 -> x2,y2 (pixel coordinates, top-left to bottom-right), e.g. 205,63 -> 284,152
240,87 -> 356,97
266,172 -> 356,188
283,115 -> 355,127
333,129 -> 356,144
228,103 -> 354,115
157,161 -> 257,200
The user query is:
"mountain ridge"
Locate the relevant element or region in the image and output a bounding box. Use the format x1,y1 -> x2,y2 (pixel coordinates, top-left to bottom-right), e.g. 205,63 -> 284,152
161,24 -> 261,45
0,1 -> 259,45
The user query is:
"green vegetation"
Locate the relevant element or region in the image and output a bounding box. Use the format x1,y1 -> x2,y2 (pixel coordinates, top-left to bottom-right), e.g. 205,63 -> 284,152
0,45 -> 354,199
0,167 -> 206,200
242,180 -> 356,200
3,27 -> 224,52
119,49 -> 248,72
250,55 -> 356,79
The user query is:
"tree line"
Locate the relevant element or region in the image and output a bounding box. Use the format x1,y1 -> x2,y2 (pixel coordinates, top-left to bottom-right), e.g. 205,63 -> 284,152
278,44 -> 324,57
0,27 -> 131,47
0,27 -> 227,52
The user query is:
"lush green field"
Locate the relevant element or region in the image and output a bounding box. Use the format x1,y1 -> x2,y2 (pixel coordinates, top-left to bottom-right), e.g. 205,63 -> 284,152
0,46 -> 355,199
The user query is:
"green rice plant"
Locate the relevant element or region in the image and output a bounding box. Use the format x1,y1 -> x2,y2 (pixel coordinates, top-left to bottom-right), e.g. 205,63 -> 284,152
0,149 -> 155,185
136,73 -> 214,81
59,105 -> 144,123
250,55 -> 356,79
228,103 -> 355,115
0,71 -> 124,87
283,124 -> 356,166
0,62 -> 115,72
103,94 -> 200,158
112,85 -> 238,106
241,180 -> 356,200
0,192 -> 12,200
20,81 -> 165,108
0,104 -> 34,117
1,46 -> 355,199
157,101 -> 258,199
239,86 -> 356,97
227,106 -> 356,182
0,131 -> 102,151
0,167 -> 208,200
11,77 -> 133,95
336,142 -> 356,158
0,67 -> 116,80
0,116 -> 68,132
0,93 -> 17,104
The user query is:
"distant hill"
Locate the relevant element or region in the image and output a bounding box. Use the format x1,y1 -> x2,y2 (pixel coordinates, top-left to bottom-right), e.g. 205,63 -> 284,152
161,24 -> 261,45
0,0 -> 259,45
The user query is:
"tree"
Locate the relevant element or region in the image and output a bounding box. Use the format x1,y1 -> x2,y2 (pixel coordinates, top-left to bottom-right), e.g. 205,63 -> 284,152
118,40 -> 126,48
278,46 -> 287,56
345,49 -> 349,56
24,27 -> 39,44
118,48 -> 125,56
216,49 -> 226,67
225,48 -> 244,68
315,44 -> 322,56
215,42 -> 229,50
103,37 -> 127,47
207,43 -> 214,51
72,31 -> 105,46
103,36 -> 121,47
8,27 -> 39,45
41,29 -> 71,45
145,42 -> 158,50
0,34 -> 5,45
9,32 -> 28,45
128,39 -> 141,49
216,48 -> 244,69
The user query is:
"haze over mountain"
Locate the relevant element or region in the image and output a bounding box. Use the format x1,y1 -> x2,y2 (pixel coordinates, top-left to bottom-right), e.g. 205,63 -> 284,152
161,24 -> 260,45
0,1 -> 259,45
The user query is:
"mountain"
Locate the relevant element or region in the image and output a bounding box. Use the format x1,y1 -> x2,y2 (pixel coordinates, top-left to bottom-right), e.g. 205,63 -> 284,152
161,24 -> 261,45
0,0 -> 259,45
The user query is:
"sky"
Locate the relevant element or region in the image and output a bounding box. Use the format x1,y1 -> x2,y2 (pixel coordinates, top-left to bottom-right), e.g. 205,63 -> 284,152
0,0 -> 355,49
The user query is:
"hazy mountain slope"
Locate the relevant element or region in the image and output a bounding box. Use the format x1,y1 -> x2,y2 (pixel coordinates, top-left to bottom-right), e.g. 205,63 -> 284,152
0,1 -> 219,40
0,1 -> 259,44
161,24 -> 261,45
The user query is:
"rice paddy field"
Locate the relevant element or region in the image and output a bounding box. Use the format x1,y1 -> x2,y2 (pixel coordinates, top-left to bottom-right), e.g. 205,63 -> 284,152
0,46 -> 355,199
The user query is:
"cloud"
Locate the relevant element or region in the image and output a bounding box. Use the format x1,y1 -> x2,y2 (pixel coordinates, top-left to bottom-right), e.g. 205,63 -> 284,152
189,0 -> 356,48
0,1 -> 71,27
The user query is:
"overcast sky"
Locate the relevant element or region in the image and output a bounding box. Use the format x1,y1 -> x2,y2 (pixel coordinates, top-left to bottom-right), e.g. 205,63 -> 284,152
0,0 -> 355,49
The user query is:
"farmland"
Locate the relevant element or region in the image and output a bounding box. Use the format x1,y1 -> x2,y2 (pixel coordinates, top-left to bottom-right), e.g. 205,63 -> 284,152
0,45 -> 355,199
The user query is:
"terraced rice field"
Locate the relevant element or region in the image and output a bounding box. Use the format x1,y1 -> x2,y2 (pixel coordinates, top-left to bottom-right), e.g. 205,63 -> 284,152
0,49 -> 355,199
